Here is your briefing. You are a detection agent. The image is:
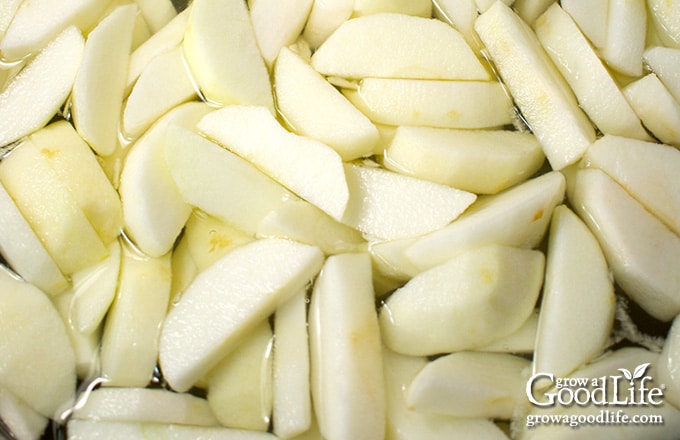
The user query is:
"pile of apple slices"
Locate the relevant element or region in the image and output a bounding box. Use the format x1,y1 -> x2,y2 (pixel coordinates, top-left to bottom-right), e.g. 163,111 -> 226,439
1,0 -> 680,439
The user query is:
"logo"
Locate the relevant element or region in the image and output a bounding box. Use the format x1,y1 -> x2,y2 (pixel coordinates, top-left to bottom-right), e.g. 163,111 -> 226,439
526,363 -> 665,408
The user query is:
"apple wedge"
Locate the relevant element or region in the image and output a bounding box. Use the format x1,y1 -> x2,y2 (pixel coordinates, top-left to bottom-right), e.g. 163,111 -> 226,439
383,126 -> 545,194
0,138 -> 109,275
72,387 -> 218,426
0,388 -> 49,440
66,420 -> 279,440
134,0 -> 176,34
70,240 -> 121,335
311,13 -> 489,80
382,348 -> 510,440
343,78 -> 513,129
182,0 -> 273,111
476,310 -> 539,354
647,0 -> 680,48
119,101 -> 212,257
0,26 -> 84,147
71,4 -> 136,156
571,168 -> 680,321
583,134 -> 680,237
404,171 -> 565,274
165,124 -> 297,235
560,0 -> 609,48
207,321 -> 273,431
123,47 -> 197,139
256,200 -> 366,255
159,238 -> 323,392
643,46 -> 680,104
250,0 -> 313,66
274,46 -> 378,161
273,291 -> 312,439
513,0 -> 555,25
600,0 -> 647,77
533,205 -> 615,380
406,352 -> 531,419
309,253 -> 385,440
380,245 -> 544,356
623,73 -> 680,147
341,163 -> 476,241
198,105 -> 349,221
301,0 -> 353,49
657,315 -> 680,408
0,181 -> 68,296
30,120 -> 123,245
100,239 -> 171,387
0,265 -> 76,417
0,0 -> 22,36
0,0 -> 110,62
534,4 -> 651,141
432,0 -> 479,50
474,1 -> 596,170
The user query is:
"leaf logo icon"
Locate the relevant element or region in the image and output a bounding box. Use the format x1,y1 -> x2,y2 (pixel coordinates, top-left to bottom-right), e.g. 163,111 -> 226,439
618,368 -> 633,381
633,363 -> 650,380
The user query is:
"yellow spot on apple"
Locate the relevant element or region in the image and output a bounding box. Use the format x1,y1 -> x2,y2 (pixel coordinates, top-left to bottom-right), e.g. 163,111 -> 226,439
480,267 -> 494,285
532,208 -> 544,221
40,148 -> 59,159
209,231 -> 231,253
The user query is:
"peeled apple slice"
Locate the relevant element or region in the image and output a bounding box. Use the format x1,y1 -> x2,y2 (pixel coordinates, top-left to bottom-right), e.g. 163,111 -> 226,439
341,163 -> 476,241
533,205 -> 615,380
0,388 -> 49,440
309,253 -> 385,440
250,0 -> 313,66
404,171 -> 565,274
159,238 -> 324,392
657,315 -> 680,408
71,4 -> 136,156
643,46 -> 680,103
182,0 -> 274,112
600,0 -> 647,77
0,266 -> 76,417
474,1 -> 596,170
66,420 -> 278,440
0,26 -> 84,147
301,0 -> 353,50
406,351 -> 531,419
311,13 -> 489,80
571,168 -> 680,321
198,105 -> 349,221
380,245 -> 545,356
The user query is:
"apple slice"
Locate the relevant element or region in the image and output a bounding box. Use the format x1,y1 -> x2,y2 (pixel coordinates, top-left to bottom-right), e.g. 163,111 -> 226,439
431,0 -> 478,50
474,1 -> 596,170
70,240 -> 121,335
383,126 -> 545,194
343,78 -> 513,129
0,0 -> 110,62
71,4 -> 136,156
207,321 -> 273,431
369,236 -> 421,286
353,0 -> 432,17
583,134 -> 680,237
0,26 -> 84,147
0,0 -> 22,36
513,0 -> 555,25
273,291 -> 312,439
159,238 -> 323,392
0,265 -> 76,417
534,4 -> 651,141
122,47 -> 197,139
647,0 -> 680,48
0,181 -> 68,296
406,352 -> 531,419
309,253 -> 385,440
182,0 -> 273,111
382,348 -> 510,440
119,101 -> 212,257
476,309 -> 539,354
165,124 -> 297,235
256,200 -> 366,255
301,0 -> 353,49
134,0 -> 176,34
126,9 -> 189,93
657,315 -> 680,408
623,73 -> 680,148
643,46 -> 680,104
0,139 -> 109,275
0,388 -> 49,440
533,205 -> 615,380
311,13 -> 489,81
600,0 -> 646,77
560,0 -> 609,48
30,121 -> 123,245
274,47 -> 378,161
250,0 -> 313,66
404,171 -> 565,274
100,239 -> 171,387
198,105 -> 349,221
380,245 -> 544,356
72,387 -> 218,426
571,168 -> 680,321
66,420 -> 279,440
341,163 -> 476,241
